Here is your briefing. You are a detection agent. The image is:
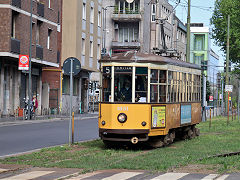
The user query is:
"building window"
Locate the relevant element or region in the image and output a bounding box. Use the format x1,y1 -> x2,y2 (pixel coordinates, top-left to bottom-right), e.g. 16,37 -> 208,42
62,75 -> 70,94
48,0 -> 51,8
194,34 -> 205,51
118,26 -> 139,43
90,41 -> 93,57
47,29 -> 52,49
83,3 -> 86,20
82,38 -> 85,55
98,11 -> 101,27
97,44 -> 101,59
90,7 -> 94,23
151,4 -> 156,22
36,21 -> 41,45
11,11 -> 18,38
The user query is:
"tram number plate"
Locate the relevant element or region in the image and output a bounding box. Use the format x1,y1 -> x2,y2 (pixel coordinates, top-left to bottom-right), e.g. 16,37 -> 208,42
117,107 -> 128,111
103,66 -> 111,74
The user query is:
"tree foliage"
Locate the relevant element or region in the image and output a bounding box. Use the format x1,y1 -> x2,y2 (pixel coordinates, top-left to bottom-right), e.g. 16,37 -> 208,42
211,0 -> 240,76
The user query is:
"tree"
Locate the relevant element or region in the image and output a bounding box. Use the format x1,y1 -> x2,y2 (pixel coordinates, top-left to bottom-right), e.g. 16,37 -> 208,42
211,0 -> 240,77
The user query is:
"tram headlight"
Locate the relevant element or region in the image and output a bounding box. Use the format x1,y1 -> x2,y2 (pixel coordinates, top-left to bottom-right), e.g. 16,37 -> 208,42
117,113 -> 127,123
101,121 -> 106,126
141,121 -> 147,126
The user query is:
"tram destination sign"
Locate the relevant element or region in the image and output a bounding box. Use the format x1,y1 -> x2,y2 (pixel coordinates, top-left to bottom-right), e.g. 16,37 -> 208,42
115,66 -> 132,73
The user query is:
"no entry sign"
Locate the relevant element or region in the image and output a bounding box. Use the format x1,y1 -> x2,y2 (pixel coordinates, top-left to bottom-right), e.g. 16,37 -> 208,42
19,55 -> 29,70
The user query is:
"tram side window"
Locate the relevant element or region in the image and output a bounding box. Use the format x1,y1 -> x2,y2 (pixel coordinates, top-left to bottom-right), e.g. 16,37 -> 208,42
102,68 -> 111,102
135,67 -> 148,103
114,66 -> 132,102
150,69 -> 167,103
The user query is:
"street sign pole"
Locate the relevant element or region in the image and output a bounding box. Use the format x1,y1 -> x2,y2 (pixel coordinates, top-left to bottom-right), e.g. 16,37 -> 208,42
28,0 -> 33,120
69,58 -> 73,145
227,92 -> 230,125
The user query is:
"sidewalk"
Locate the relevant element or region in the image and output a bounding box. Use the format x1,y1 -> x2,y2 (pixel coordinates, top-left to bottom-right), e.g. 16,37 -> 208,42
0,112 -> 99,124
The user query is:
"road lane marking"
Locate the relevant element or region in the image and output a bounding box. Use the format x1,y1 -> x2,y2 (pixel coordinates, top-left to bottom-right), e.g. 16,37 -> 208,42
1,170 -> 54,180
201,174 -> 219,180
67,171 -> 100,180
151,173 -> 189,180
0,168 -> 8,173
216,174 -> 230,180
102,172 -> 143,180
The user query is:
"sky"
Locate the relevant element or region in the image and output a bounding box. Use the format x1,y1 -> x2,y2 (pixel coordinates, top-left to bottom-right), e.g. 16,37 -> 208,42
169,0 -> 225,68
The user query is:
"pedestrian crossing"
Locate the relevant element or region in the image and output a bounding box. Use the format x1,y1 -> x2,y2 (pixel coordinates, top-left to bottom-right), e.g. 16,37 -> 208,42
0,169 -> 8,173
0,169 -> 237,180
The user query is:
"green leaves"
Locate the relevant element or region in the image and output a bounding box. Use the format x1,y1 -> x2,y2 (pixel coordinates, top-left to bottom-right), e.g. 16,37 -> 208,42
211,0 -> 240,73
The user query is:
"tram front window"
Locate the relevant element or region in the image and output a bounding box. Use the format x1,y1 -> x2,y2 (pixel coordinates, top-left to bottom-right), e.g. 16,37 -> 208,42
114,74 -> 132,102
114,66 -> 132,102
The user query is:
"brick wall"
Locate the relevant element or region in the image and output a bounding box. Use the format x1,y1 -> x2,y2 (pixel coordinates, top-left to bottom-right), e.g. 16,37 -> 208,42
0,9 -> 11,52
0,0 -> 59,64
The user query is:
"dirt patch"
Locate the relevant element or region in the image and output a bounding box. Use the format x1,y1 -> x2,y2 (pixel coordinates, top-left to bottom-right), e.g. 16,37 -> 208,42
66,146 -> 87,153
170,164 -> 221,174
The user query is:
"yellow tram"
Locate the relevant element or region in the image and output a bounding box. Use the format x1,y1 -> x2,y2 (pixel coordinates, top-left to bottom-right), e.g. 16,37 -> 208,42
98,52 -> 202,147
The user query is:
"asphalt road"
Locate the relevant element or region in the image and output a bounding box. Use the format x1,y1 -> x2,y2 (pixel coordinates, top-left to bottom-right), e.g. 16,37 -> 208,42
0,117 -> 99,157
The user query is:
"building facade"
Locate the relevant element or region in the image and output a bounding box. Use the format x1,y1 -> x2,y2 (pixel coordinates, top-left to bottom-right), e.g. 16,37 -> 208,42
190,23 -> 220,106
190,23 -> 210,67
102,0 -> 184,56
61,0 -> 102,114
0,0 -> 61,116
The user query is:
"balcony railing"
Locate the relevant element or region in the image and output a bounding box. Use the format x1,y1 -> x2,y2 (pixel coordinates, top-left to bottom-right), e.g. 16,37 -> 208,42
112,40 -> 140,48
36,44 -> 43,59
112,9 -> 141,22
12,0 -> 21,8
113,9 -> 140,14
11,38 -> 20,54
37,2 -> 44,17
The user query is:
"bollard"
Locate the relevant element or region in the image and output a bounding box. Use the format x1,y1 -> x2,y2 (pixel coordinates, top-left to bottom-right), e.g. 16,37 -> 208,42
209,108 -> 212,129
72,111 -> 74,144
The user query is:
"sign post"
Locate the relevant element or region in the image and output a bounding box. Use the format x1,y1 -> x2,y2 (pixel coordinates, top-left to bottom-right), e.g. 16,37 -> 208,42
63,57 -> 81,145
225,85 -> 233,126
19,55 -> 29,70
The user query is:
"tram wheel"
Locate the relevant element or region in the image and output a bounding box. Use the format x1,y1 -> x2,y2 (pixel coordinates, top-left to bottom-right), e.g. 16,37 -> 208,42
163,134 -> 171,146
195,128 -> 200,136
169,131 -> 175,143
187,129 -> 194,139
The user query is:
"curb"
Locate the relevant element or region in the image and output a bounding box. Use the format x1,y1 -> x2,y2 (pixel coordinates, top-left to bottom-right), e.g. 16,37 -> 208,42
0,116 -> 99,127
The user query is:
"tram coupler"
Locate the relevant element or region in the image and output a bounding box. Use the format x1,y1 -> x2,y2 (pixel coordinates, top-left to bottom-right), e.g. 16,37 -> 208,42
131,137 -> 139,144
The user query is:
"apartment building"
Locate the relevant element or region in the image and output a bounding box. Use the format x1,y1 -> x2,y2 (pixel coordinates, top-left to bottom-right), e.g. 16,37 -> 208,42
0,0 -> 61,116
173,15 -> 187,61
102,0 -> 179,55
62,0 -> 102,113
190,23 -> 220,107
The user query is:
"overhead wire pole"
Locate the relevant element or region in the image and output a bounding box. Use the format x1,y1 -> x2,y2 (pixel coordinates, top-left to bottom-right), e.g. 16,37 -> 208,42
186,0 -> 191,63
28,0 -> 33,120
225,15 -> 230,115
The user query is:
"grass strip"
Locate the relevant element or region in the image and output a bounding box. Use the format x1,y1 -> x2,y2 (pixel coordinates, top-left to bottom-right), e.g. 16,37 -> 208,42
1,116 -> 240,173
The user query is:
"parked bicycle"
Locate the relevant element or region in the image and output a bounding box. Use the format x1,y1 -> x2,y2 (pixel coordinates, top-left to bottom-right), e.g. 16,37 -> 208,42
23,98 -> 35,120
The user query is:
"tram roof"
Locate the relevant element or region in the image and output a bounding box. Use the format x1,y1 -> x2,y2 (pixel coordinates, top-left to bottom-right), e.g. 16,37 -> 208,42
100,52 -> 202,70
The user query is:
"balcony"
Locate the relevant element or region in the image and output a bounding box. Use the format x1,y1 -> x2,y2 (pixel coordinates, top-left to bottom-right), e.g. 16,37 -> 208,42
112,10 -> 142,22
112,41 -> 140,49
37,2 -> 44,17
12,0 -> 21,8
11,38 -> 20,54
36,44 -> 43,59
